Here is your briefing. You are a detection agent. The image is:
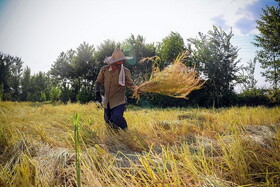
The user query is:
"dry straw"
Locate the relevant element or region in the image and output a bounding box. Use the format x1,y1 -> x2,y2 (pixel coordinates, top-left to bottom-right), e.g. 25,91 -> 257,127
133,51 -> 205,99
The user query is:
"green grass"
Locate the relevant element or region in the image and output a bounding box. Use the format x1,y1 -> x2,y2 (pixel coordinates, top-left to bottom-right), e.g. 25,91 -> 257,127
0,101 -> 279,186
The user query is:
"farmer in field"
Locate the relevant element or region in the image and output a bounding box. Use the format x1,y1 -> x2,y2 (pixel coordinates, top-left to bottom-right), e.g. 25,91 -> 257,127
95,48 -> 136,131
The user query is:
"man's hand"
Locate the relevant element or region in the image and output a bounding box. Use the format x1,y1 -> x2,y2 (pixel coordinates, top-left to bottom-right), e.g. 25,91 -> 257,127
95,91 -> 102,103
137,89 -> 144,94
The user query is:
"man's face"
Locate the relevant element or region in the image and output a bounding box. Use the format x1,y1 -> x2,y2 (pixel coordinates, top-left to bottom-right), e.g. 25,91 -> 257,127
115,60 -> 124,65
112,60 -> 124,69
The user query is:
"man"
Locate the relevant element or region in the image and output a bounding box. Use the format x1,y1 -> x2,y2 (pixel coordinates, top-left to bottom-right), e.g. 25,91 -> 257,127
95,48 -> 136,131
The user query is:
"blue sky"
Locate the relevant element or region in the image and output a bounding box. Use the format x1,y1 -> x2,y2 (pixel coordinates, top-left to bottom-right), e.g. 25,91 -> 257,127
0,0 -> 278,89
211,0 -> 277,34
236,0 -> 277,34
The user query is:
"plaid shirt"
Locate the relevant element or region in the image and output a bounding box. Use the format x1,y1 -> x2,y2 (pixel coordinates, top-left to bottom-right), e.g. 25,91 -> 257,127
96,65 -> 136,109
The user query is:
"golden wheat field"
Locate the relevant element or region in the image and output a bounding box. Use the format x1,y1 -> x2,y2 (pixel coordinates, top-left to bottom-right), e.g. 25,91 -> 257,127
0,101 -> 279,186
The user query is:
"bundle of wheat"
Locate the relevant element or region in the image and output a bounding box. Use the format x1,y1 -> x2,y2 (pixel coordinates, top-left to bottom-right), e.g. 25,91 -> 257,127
133,51 -> 205,100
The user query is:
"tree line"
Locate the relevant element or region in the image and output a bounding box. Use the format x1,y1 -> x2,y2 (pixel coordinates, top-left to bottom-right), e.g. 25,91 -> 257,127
0,2 -> 279,107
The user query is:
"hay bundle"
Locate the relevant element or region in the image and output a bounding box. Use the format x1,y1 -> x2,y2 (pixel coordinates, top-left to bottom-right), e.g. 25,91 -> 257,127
133,51 -> 205,99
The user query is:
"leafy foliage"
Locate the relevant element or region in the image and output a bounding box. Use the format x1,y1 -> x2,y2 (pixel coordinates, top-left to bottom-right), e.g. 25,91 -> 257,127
238,58 -> 258,90
238,88 -> 271,106
0,52 -> 23,100
188,26 -> 241,107
50,42 -> 96,102
157,32 -> 186,69
25,71 -> 51,102
254,1 -> 280,89
49,86 -> 61,102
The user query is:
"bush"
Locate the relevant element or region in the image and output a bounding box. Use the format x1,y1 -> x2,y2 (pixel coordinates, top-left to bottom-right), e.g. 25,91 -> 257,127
60,87 -> 71,104
267,88 -> 280,105
50,86 -> 61,102
76,87 -> 94,104
0,84 -> 3,101
237,88 -> 271,106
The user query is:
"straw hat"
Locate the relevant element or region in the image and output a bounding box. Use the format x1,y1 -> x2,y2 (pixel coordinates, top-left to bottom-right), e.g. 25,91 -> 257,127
104,48 -> 132,64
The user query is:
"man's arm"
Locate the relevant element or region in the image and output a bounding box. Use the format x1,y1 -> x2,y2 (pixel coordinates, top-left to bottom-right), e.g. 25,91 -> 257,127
125,69 -> 136,90
95,82 -> 102,103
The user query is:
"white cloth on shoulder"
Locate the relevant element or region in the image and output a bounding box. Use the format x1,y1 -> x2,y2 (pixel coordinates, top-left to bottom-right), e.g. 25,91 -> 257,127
119,64 -> 125,86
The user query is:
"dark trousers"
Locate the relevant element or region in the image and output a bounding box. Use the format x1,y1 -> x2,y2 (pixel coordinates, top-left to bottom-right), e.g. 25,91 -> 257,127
104,104 -> 127,130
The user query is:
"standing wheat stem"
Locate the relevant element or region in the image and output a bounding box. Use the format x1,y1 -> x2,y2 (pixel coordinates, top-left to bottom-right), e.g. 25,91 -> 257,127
73,113 -> 81,187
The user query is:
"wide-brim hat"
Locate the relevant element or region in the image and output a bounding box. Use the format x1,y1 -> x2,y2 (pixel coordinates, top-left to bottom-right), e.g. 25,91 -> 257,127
104,48 -> 132,64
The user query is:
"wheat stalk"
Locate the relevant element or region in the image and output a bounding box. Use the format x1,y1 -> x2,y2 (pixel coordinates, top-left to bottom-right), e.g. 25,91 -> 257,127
73,113 -> 81,187
133,51 -> 205,99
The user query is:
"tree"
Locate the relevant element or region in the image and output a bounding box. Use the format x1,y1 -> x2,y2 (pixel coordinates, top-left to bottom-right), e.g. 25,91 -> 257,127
0,83 -> 3,101
49,86 -> 61,102
122,34 -> 156,83
157,32 -> 186,69
50,42 -> 96,102
73,42 -> 95,81
239,58 -> 258,90
50,50 -> 75,83
0,52 -> 23,100
26,72 -> 51,102
50,49 -> 75,102
71,42 -> 95,102
7,56 -> 23,100
188,26 -> 240,107
20,66 -> 31,101
253,1 -> 280,89
94,40 -> 117,64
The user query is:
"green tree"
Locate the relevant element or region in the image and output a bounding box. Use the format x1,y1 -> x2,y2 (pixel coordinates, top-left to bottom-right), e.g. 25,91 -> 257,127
27,72 -> 51,102
0,84 -> 3,101
50,42 -> 96,103
94,39 -> 117,65
72,42 -> 95,81
20,66 -> 31,101
188,26 -> 240,107
8,57 -> 23,100
50,50 -> 75,83
238,88 -> 270,106
50,50 -> 75,102
122,34 -> 156,83
0,52 -> 23,100
71,42 -> 95,102
253,1 -> 280,89
238,58 -> 258,90
157,32 -> 186,69
50,86 -> 61,102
